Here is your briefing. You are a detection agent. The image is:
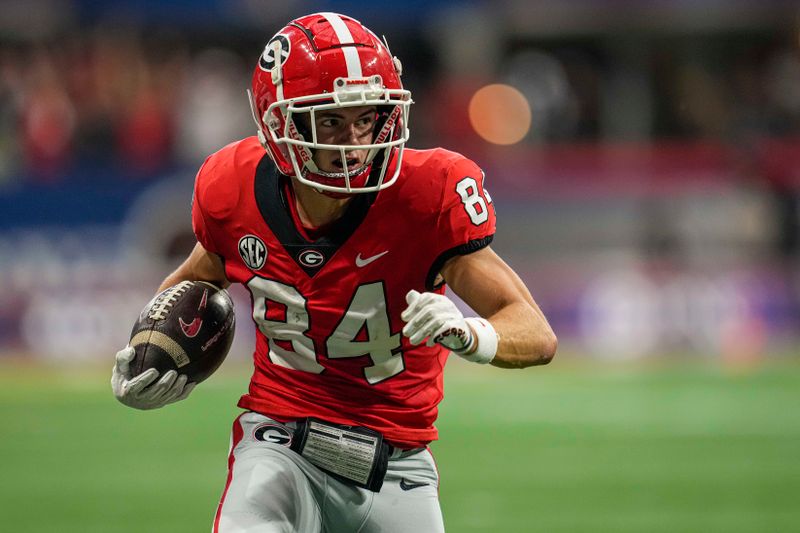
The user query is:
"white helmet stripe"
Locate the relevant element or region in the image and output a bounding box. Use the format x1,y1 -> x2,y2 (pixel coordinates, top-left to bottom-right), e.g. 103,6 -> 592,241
319,12 -> 363,78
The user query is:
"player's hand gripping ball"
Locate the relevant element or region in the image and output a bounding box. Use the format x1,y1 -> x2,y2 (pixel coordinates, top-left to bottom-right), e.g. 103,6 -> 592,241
129,281 -> 235,384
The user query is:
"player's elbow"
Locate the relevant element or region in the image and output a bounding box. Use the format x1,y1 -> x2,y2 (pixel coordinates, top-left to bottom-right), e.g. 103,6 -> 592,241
497,331 -> 557,369
536,330 -> 558,365
522,330 -> 558,367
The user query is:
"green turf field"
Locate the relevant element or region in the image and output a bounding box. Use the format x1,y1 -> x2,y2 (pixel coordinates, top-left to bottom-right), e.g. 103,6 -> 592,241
0,358 -> 798,532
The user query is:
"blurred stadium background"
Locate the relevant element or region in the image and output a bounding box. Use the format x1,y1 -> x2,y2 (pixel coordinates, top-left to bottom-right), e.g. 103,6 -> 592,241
1,0 -> 799,531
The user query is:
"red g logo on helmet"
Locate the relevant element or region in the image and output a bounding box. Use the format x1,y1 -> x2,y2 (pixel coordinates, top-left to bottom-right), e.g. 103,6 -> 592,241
248,12 -> 412,195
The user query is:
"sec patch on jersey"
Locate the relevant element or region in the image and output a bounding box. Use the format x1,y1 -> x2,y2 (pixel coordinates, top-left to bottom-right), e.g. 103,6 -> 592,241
129,281 -> 235,384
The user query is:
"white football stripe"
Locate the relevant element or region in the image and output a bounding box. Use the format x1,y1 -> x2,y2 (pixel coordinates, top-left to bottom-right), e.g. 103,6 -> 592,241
320,12 -> 363,78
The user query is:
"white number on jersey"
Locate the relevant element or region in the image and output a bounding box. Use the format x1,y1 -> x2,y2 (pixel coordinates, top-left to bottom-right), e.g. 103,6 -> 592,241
455,176 -> 491,225
326,282 -> 403,384
248,278 -> 324,373
247,278 -> 404,384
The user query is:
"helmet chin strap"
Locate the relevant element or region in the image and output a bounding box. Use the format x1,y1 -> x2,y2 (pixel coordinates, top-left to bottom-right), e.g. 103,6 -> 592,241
302,163 -> 373,195
304,145 -> 390,198
299,140 -> 376,192
306,162 -> 371,180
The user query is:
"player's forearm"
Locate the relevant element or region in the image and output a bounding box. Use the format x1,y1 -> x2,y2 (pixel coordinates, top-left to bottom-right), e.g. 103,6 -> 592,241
157,242 -> 229,293
157,269 -> 192,293
487,301 -> 557,369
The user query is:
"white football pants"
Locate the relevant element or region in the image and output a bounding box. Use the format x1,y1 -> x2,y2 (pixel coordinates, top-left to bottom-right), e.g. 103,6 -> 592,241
213,411 -> 445,533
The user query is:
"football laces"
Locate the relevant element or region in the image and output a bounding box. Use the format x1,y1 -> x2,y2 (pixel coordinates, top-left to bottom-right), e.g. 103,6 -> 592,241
148,281 -> 192,321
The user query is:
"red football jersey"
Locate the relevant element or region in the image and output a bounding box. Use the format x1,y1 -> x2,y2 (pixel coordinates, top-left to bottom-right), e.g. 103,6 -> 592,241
192,137 -> 496,447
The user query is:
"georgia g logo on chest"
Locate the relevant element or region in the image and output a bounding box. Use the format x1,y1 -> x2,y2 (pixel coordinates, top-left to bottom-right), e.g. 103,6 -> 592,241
238,234 -> 267,270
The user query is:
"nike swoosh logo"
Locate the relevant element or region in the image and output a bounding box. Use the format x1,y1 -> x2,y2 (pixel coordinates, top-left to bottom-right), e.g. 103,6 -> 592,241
179,317 -> 203,338
399,478 -> 429,491
179,288 -> 208,338
355,250 -> 388,268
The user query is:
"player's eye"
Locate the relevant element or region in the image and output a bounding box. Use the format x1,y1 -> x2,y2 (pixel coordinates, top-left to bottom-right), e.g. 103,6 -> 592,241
318,117 -> 340,128
354,117 -> 375,134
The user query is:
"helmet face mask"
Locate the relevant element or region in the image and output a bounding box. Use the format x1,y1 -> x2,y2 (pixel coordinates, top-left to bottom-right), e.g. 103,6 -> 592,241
249,13 -> 412,194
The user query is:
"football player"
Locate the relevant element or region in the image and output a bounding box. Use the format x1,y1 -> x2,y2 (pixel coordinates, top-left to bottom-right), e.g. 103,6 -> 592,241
111,12 -> 557,533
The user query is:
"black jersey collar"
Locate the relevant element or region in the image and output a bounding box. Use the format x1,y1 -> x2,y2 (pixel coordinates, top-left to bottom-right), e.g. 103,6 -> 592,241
253,156 -> 379,276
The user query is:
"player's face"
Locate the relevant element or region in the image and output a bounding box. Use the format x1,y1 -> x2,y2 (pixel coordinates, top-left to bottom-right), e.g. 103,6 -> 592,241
310,105 -> 377,174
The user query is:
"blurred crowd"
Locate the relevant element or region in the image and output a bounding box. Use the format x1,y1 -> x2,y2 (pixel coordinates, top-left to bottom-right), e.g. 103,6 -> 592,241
0,25 -> 252,184
3,15 -> 800,187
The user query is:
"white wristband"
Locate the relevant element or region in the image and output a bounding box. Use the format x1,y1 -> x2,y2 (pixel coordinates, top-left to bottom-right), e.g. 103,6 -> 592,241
457,317 -> 498,364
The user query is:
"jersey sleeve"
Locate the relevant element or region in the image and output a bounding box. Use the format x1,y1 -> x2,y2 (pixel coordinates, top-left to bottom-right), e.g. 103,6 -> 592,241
427,156 -> 497,289
191,157 -> 219,255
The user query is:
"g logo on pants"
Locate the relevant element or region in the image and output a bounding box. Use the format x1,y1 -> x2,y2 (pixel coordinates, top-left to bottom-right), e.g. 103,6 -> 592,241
253,424 -> 292,447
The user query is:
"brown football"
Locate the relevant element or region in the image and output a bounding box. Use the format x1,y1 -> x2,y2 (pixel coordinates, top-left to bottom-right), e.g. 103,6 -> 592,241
129,281 -> 235,384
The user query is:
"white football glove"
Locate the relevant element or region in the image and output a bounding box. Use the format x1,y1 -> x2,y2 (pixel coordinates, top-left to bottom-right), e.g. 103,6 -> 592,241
111,346 -> 195,410
401,290 -> 499,364
401,290 -> 474,351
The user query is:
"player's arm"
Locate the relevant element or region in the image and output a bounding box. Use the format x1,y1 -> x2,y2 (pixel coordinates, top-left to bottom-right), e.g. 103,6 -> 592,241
401,155 -> 555,368
440,246 -> 557,368
401,246 -> 557,369
157,241 -> 229,293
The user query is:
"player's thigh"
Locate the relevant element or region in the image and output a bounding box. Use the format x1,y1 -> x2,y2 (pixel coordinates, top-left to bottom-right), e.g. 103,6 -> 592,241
215,416 -> 322,533
358,449 -> 444,533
